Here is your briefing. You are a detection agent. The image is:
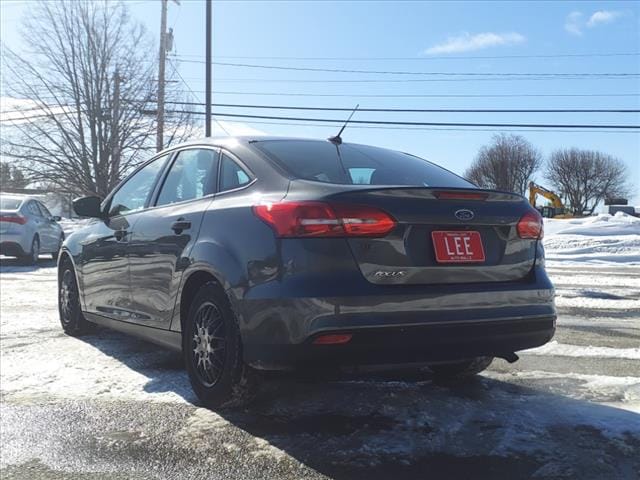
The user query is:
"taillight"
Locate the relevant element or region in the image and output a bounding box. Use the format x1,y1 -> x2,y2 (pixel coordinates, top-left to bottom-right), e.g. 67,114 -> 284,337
253,201 -> 396,238
434,191 -> 488,201
517,210 -> 544,239
0,215 -> 27,225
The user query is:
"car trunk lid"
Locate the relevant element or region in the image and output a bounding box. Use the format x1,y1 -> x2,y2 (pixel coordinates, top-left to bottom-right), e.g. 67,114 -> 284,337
318,185 -> 538,285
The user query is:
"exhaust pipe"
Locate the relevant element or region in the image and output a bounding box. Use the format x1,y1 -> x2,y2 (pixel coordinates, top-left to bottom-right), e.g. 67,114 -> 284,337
500,352 -> 519,363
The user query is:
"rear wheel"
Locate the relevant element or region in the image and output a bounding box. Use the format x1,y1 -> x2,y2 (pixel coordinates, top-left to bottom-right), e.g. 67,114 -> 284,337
184,282 -> 257,409
429,356 -> 493,380
20,236 -> 40,265
52,235 -> 64,260
59,260 -> 92,336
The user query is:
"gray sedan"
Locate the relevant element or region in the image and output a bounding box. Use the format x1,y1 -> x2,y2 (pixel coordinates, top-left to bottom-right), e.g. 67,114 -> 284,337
0,195 -> 64,264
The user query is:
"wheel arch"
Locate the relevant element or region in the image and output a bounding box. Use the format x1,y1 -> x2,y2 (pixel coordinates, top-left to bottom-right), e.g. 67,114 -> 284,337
169,237 -> 247,333
57,249 -> 85,311
173,268 -> 225,334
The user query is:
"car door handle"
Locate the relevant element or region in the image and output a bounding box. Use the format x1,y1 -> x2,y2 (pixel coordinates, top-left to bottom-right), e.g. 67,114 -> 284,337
114,229 -> 128,241
171,220 -> 191,234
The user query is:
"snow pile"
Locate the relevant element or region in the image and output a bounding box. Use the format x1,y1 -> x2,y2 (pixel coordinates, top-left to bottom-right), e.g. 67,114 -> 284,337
525,341 -> 640,360
543,212 -> 640,265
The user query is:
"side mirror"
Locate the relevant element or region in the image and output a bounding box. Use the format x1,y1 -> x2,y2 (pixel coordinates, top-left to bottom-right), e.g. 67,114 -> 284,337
73,196 -> 104,218
52,215 -> 62,222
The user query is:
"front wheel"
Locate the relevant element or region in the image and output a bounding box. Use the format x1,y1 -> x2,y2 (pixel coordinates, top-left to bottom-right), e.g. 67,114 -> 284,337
429,356 -> 494,380
59,261 -> 92,336
184,282 -> 257,409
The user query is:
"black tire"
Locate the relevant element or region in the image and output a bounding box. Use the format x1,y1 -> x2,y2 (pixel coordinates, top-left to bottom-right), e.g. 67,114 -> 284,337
183,282 -> 257,409
58,259 -> 93,336
52,234 -> 64,260
429,356 -> 494,380
20,236 -> 39,265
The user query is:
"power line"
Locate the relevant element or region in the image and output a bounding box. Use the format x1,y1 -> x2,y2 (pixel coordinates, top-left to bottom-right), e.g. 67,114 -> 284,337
10,91 -> 640,101
0,113 -> 56,122
202,117 -> 640,134
4,107 -> 638,132
4,110 -> 636,133
151,109 -> 640,129
150,100 -> 640,114
167,58 -> 231,136
183,76 -> 640,83
6,101 -> 638,117
174,59 -> 640,78
173,52 -> 640,61
177,90 -> 640,99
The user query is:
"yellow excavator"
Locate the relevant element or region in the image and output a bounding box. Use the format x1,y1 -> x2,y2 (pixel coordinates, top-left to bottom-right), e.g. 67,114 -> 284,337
528,181 -> 572,218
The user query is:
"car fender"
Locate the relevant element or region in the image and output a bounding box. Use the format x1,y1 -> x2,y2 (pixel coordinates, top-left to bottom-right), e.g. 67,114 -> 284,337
57,246 -> 86,311
168,238 -> 246,332
57,229 -> 89,308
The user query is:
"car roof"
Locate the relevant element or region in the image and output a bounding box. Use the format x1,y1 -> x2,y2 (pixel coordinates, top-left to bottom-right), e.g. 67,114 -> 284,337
0,194 -> 37,202
160,136 -> 385,151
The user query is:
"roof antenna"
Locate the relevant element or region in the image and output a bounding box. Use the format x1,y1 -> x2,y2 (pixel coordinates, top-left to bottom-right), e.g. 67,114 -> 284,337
328,104 -> 359,145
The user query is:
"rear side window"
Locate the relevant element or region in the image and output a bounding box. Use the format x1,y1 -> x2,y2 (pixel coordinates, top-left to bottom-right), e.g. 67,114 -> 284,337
219,153 -> 251,192
156,149 -> 218,207
254,140 -> 473,188
26,202 -> 42,216
38,202 -> 52,218
0,197 -> 22,210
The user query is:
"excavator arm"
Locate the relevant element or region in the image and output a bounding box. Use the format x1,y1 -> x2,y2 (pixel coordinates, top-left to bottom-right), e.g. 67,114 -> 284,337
528,181 -> 564,209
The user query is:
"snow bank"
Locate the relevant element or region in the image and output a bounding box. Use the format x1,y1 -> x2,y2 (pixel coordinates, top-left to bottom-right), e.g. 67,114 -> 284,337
543,212 -> 640,265
524,341 -> 640,360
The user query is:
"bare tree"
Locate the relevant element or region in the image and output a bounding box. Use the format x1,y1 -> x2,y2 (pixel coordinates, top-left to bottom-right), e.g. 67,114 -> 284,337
1,0 -> 194,197
465,134 -> 542,195
545,148 -> 629,215
0,162 -> 29,189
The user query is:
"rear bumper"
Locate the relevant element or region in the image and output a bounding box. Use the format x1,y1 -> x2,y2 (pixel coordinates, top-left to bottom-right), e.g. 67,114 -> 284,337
0,239 -> 28,257
247,316 -> 555,369
234,266 -> 556,370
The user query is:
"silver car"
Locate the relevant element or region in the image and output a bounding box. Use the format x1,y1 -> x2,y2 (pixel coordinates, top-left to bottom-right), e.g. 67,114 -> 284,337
0,195 -> 64,264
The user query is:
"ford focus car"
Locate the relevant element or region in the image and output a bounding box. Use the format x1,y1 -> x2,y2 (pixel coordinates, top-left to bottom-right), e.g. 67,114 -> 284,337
58,137 -> 555,408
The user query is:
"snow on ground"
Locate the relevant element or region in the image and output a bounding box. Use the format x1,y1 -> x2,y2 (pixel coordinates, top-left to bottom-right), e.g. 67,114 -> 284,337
0,263 -> 193,405
543,212 -> 640,265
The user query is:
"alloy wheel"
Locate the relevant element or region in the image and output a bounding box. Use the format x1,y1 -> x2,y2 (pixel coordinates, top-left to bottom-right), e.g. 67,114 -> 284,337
191,302 -> 227,387
60,269 -> 77,325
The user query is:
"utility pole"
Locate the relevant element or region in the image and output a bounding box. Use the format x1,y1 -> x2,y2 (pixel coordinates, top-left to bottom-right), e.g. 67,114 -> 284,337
156,0 -> 180,152
156,0 -> 168,152
205,0 -> 212,137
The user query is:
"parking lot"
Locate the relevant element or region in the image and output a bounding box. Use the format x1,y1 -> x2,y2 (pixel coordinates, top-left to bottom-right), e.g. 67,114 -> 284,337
1,256 -> 638,479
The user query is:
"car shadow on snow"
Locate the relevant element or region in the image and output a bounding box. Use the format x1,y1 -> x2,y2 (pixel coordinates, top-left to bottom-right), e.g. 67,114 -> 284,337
75,330 -> 640,480
216,372 -> 640,480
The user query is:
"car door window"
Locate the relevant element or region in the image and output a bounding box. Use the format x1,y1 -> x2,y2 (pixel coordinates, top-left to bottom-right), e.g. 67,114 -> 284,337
219,153 -> 251,192
108,155 -> 167,216
156,149 -> 218,207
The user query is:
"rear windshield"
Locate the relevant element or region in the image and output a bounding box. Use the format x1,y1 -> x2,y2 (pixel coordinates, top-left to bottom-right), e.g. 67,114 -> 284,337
0,197 -> 23,210
254,140 -> 474,188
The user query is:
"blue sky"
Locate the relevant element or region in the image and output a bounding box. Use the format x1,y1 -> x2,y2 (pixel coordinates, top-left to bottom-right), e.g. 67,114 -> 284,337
1,0 -> 639,203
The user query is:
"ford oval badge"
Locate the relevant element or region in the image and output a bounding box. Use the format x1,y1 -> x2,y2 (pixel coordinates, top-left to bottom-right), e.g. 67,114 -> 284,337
455,209 -> 474,221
